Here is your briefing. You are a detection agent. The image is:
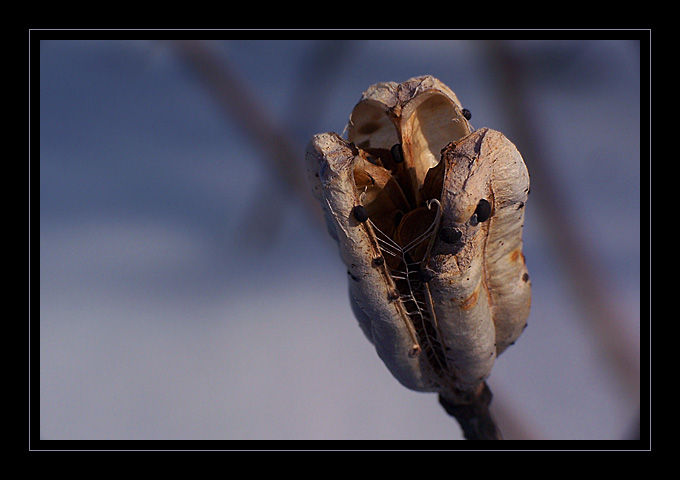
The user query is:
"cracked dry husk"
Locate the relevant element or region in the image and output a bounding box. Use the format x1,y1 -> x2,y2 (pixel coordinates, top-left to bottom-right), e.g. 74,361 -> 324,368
306,75 -> 530,407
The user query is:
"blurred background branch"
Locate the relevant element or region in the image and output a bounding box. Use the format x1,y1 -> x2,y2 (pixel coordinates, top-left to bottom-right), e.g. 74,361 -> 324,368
171,40 -> 365,251
483,41 -> 640,406
171,40 -> 308,200
170,40 -> 318,249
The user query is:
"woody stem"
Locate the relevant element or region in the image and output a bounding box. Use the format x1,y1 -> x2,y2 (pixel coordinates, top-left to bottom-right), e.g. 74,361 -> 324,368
438,382 -> 503,440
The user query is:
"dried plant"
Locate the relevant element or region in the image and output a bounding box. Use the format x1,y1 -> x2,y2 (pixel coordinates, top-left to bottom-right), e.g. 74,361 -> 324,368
306,76 -> 531,439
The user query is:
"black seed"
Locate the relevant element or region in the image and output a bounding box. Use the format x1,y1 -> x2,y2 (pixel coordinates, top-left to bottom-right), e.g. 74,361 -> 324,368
391,143 -> 404,164
522,272 -> 529,282
462,108 -> 472,120
419,267 -> 435,283
474,199 -> 492,223
373,256 -> 385,267
353,205 -> 369,223
439,226 -> 462,244
470,198 -> 491,227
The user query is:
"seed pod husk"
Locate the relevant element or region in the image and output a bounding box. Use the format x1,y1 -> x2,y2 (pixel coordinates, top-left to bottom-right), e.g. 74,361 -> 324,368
306,76 -> 530,405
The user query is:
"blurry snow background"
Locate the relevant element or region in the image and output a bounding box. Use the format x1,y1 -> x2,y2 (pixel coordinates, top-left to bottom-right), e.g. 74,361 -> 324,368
38,39 -> 642,441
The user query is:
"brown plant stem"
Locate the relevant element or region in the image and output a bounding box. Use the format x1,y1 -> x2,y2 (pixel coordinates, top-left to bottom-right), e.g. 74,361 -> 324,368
439,383 -> 503,440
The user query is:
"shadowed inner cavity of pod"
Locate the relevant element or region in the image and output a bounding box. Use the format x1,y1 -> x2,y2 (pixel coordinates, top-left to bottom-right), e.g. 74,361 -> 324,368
348,92 -> 470,266
348,90 -> 472,383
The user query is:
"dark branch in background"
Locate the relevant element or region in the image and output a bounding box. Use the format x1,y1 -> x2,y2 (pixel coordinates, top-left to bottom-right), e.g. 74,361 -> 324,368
171,40 -> 306,195
171,40 -> 360,249
170,40 -> 318,228
482,41 -> 640,427
240,40 -> 357,247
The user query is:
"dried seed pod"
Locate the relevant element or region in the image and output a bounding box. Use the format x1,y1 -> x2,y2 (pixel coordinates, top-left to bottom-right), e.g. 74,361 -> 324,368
306,76 -> 530,406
